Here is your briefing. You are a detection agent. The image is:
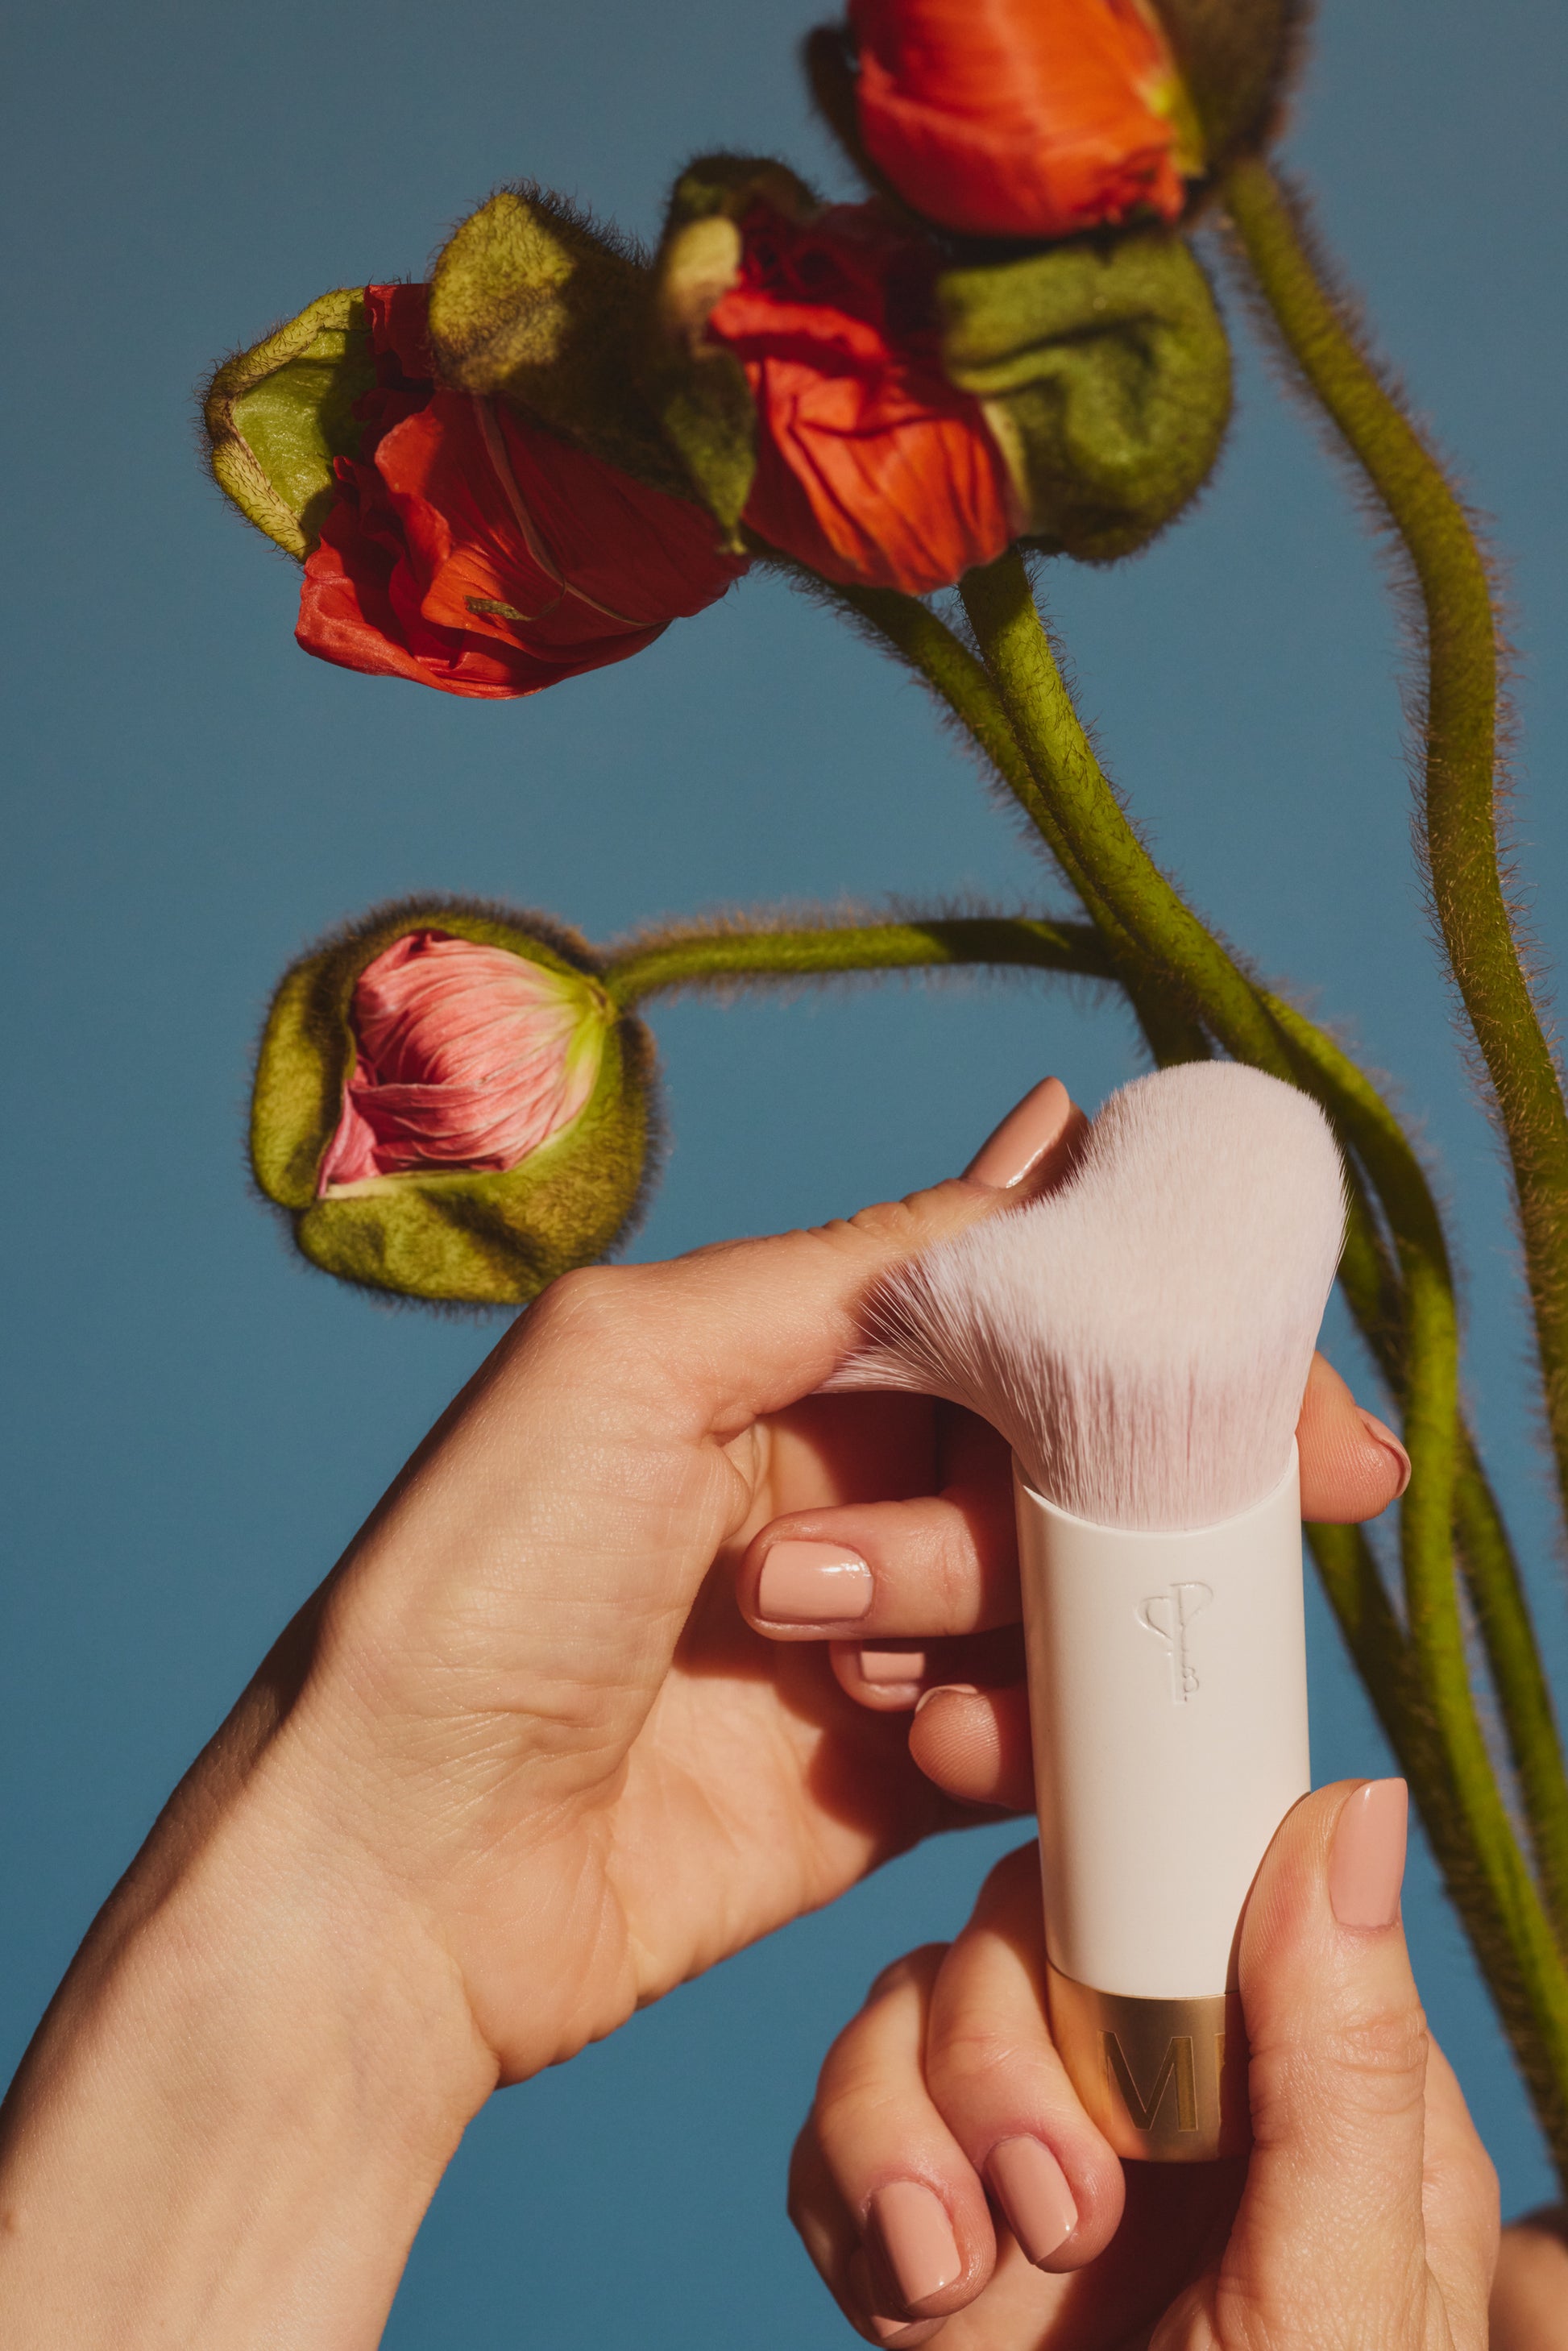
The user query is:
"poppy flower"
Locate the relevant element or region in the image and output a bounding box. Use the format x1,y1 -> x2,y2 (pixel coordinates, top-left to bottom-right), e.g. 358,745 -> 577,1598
848,0 -> 1199,242
703,203 -> 1019,594
297,285 -> 749,699
317,930 -> 607,1193
251,900 -> 656,1305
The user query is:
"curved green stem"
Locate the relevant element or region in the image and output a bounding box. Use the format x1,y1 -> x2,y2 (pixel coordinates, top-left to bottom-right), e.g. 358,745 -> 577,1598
827,585 -> 1118,927
602,914 -> 1113,1010
960,554 -> 1288,1072
1455,1440 -> 1568,1944
806,560 -> 1568,2154
954,552 -> 1568,2171
1222,153 -> 1568,1535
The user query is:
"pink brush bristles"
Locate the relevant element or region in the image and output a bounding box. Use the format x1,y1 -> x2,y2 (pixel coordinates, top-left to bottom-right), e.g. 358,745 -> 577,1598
843,1063 -> 1346,1532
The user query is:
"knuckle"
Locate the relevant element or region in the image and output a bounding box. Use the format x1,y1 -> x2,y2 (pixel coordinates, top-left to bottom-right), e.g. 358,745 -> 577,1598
1323,1997 -> 1430,2101
865,1945 -> 948,2009
531,1262 -> 637,1344
838,1193 -> 951,1255
923,1511 -> 979,1619
1251,1996 -> 1429,2138
931,2018 -> 1036,2095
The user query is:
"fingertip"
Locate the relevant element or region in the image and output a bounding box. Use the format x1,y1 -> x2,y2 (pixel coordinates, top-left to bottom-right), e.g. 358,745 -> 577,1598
909,1682 -> 1034,1811
1356,1408 -> 1412,1500
962,1078 -> 1087,1195
848,2253 -> 948,2345
1296,1354 -> 1410,1522
833,1640 -> 930,1709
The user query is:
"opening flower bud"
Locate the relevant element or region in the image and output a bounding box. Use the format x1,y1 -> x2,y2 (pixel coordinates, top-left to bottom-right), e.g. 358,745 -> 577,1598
696,194 -> 1021,593
252,902 -> 657,1305
847,0 -> 1204,243
317,932 -> 608,1192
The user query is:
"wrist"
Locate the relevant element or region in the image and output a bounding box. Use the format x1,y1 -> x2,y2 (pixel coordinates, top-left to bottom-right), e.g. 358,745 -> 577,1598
0,1719 -> 495,2348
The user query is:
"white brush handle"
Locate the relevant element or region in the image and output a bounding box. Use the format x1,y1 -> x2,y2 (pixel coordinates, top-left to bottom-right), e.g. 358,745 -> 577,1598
1014,1445 -> 1309,2158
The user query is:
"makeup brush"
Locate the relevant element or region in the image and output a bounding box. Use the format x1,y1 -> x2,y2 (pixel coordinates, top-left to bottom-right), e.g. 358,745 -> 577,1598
853,1061 -> 1346,2159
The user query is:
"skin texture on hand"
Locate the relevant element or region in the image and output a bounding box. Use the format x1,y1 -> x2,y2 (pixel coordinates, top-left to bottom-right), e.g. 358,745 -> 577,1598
0,1077 -> 1423,2345
789,1786 -> 1502,2350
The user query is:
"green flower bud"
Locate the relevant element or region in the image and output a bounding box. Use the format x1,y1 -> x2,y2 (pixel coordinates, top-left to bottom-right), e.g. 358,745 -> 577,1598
203,288 -> 375,558
426,188 -> 691,498
1151,0 -> 1308,173
252,901 -> 657,1307
937,228 -> 1231,562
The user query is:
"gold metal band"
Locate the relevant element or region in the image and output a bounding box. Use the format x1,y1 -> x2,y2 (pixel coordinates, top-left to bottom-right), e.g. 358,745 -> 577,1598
1045,1960 -> 1249,2162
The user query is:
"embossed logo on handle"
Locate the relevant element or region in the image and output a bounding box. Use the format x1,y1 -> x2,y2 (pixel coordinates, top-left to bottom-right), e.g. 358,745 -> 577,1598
1138,1581 -> 1213,1702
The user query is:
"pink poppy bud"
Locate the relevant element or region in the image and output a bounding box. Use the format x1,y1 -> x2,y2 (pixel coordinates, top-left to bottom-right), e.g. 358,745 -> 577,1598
251,902 -> 654,1305
317,931 -> 604,1194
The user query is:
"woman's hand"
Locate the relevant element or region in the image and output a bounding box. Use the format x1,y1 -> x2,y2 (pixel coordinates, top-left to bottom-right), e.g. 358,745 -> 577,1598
0,1076 -> 1410,2345
788,1785 -> 1501,2349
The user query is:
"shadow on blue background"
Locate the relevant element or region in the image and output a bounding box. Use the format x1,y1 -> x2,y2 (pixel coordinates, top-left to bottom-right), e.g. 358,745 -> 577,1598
3,0 -> 1566,2339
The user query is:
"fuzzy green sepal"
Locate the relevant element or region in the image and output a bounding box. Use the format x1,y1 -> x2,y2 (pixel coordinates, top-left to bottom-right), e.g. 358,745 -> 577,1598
252,899 -> 657,1308
939,230 -> 1231,562
1154,0 -> 1308,176
644,155 -> 820,542
203,288 -> 374,559
426,188 -> 693,500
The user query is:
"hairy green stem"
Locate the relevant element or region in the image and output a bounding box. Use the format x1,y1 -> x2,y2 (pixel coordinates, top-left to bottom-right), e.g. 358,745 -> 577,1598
955,554 -> 1568,2171
1267,1002 -> 1568,1959
1456,1440 -> 1568,1945
602,915 -> 1112,1010
803,562 -> 1568,2149
827,585 -> 1122,935
960,554 -> 1288,1072
1222,152 -> 1568,1536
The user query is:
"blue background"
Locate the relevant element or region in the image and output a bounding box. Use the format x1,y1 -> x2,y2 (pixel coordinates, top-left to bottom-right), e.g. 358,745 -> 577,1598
4,0 -> 1566,2336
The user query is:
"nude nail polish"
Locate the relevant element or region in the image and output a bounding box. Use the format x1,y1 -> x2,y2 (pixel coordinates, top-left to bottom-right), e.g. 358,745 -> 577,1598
868,2318 -> 945,2347
1329,1778 -> 1408,1928
985,2137 -> 1077,2266
964,1077 -> 1072,1190
1358,1409 -> 1412,1498
849,2253 -> 946,2346
757,1540 -> 873,1623
869,2181 -> 962,2310
858,1646 -> 927,1686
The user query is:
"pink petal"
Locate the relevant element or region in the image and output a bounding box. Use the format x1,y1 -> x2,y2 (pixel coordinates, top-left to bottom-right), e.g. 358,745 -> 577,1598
317,931 -> 602,1195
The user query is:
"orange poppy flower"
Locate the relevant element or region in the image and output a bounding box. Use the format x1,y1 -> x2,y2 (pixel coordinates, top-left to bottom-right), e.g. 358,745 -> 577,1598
297,286 -> 748,699
848,0 -> 1196,240
704,204 -> 1018,594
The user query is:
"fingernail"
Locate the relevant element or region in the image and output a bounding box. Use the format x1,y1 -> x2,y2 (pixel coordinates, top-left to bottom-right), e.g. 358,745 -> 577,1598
849,2256 -> 947,2346
858,1645 -> 927,1686
913,1682 -> 981,1715
985,2137 -> 1077,2266
964,1076 -> 1072,1189
757,1540 -> 873,1623
869,2181 -> 962,2311
1358,1409 -> 1412,1499
869,2320 -> 945,2346
1329,1778 -> 1408,1929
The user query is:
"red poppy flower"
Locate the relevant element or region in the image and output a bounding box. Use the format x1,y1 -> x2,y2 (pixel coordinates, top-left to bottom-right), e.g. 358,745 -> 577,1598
704,204 -> 1018,595
297,286 -> 749,699
848,0 -> 1195,241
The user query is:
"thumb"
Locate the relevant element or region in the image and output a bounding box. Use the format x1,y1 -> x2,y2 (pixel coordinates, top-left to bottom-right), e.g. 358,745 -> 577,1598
329,1077 -> 1079,1672
1162,1779 -> 1479,2349
516,1074 -> 1083,1441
